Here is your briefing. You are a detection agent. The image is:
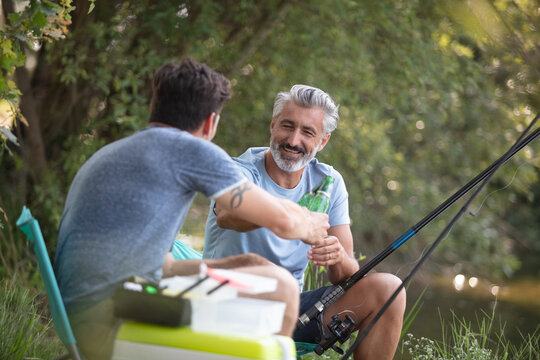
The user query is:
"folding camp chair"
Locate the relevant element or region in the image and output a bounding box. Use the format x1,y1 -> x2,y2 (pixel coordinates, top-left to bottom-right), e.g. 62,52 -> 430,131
17,206 -> 82,360
17,206 -> 296,360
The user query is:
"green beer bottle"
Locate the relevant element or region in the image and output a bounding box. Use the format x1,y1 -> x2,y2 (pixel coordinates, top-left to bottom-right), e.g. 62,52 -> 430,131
297,176 -> 334,213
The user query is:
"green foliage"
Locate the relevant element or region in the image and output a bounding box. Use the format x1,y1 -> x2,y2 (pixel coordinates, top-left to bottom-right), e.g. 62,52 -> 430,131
1,0 -> 74,106
0,1 -> 538,358
0,277 -> 63,359
400,306 -> 540,360
1,0 -> 539,282
0,197 -> 35,281
401,287 -> 425,338
303,262 -> 330,292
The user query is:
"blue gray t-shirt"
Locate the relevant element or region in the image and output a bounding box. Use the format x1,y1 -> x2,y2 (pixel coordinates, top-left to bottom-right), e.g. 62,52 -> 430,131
54,126 -> 246,314
203,147 -> 350,287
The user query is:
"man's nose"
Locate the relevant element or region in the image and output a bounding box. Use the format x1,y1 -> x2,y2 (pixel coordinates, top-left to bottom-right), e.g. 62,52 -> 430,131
287,130 -> 303,147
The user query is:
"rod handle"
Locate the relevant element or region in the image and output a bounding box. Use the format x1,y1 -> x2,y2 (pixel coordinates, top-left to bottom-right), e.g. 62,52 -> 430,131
296,285 -> 345,329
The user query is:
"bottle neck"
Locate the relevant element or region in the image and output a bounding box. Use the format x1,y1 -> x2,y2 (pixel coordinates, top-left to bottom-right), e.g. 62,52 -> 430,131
317,176 -> 335,193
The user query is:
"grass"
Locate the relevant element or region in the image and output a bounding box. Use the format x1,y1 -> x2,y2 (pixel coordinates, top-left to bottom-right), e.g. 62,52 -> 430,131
295,289 -> 540,360
4,271 -> 538,360
399,304 -> 540,360
0,277 -> 63,359
298,312 -> 540,360
2,199 -> 538,359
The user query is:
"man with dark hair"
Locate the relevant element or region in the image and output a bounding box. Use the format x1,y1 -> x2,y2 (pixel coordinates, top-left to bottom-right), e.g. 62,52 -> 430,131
54,59 -> 330,360
204,84 -> 406,360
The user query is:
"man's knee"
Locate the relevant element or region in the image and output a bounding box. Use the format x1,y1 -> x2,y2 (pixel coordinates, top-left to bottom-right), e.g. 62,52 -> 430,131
272,265 -> 300,298
370,273 -> 406,311
236,263 -> 299,308
351,272 -> 406,308
229,253 -> 273,267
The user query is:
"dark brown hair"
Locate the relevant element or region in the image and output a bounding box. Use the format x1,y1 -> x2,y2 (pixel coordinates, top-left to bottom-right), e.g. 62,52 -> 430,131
149,58 -> 231,131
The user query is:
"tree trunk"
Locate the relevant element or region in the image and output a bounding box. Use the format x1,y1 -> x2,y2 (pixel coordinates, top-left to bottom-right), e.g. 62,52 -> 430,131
2,0 -> 47,184
15,65 -> 48,184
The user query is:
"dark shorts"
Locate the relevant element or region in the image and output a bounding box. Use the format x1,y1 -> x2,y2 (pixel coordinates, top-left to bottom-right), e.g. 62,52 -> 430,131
69,297 -> 122,360
293,286 -> 333,343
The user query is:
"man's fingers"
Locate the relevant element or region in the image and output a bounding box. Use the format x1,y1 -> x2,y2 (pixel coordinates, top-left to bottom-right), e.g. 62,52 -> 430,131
308,236 -> 343,266
310,235 -> 338,249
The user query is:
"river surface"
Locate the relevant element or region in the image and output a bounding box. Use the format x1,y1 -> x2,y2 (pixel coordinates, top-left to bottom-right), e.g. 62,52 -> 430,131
400,275 -> 540,357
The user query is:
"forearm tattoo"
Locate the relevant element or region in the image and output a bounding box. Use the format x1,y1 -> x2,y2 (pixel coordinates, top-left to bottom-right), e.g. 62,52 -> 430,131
230,182 -> 251,209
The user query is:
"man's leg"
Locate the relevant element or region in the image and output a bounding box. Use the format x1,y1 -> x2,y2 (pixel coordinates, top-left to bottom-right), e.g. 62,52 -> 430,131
164,252 -> 300,337
234,264 -> 300,337
293,286 -> 332,344
69,297 -> 122,360
323,272 -> 406,360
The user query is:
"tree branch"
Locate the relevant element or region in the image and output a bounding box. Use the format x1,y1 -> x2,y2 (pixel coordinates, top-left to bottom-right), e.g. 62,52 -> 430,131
226,0 -> 295,75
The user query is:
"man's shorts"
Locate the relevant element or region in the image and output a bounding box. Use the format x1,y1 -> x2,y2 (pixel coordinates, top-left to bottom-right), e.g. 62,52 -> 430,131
293,286 -> 333,343
69,296 -> 122,360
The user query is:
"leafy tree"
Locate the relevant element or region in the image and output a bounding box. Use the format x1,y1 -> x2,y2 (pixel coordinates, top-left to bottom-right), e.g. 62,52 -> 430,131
1,0 -> 538,281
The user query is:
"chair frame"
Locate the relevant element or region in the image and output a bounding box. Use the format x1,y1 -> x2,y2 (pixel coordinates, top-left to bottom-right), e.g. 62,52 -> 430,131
17,206 -> 82,360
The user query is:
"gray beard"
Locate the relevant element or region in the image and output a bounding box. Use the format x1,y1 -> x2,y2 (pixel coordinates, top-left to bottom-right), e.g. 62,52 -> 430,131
269,141 -> 319,172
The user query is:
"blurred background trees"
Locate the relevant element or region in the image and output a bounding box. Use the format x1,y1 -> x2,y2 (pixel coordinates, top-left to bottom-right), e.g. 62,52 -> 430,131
1,0 -> 539,282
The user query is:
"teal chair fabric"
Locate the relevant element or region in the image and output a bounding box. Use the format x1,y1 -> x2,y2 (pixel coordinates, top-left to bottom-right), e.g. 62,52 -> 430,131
17,206 -> 82,360
294,342 -> 318,356
170,238 -> 202,260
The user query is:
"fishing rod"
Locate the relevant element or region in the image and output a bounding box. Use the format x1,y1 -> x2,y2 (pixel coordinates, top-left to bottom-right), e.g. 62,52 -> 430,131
339,114 -> 540,359
297,116 -> 540,354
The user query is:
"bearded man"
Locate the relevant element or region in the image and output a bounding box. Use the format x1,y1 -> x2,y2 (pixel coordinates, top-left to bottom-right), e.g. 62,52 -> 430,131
203,85 -> 406,360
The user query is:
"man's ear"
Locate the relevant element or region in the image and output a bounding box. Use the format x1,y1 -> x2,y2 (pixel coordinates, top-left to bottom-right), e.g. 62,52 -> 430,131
317,133 -> 332,151
270,117 -> 276,133
202,113 -> 216,136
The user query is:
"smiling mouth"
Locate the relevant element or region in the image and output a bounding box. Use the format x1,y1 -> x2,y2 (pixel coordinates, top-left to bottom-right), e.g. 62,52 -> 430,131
280,144 -> 305,156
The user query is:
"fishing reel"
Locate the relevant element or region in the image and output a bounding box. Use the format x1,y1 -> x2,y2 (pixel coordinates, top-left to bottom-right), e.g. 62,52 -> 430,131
314,314 -> 356,355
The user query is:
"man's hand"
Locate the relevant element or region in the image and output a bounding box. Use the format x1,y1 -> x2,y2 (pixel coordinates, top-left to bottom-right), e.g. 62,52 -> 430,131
300,209 -> 330,246
307,235 -> 345,266
307,224 -> 359,284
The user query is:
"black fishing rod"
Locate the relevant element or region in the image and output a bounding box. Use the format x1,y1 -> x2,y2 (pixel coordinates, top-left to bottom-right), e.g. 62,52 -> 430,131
297,117 -> 540,344
339,114 -> 540,359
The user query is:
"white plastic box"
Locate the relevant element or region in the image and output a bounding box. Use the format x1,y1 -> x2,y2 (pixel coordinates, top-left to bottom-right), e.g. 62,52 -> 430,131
190,297 -> 286,336
159,269 -> 286,336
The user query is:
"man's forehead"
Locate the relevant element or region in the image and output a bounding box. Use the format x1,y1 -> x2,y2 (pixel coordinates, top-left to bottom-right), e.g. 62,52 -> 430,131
277,101 -> 325,127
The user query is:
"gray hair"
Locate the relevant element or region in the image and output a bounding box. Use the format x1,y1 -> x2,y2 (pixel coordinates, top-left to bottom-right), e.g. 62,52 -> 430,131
272,84 -> 339,134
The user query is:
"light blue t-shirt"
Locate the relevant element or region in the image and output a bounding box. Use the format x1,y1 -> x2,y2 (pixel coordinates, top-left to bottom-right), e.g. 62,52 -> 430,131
203,147 -> 350,287
54,126 -> 246,314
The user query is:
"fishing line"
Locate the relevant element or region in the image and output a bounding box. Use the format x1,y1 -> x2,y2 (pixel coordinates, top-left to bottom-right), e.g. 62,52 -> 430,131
296,117 -> 540,357
394,243 -> 429,277
340,115 -> 539,360
336,309 -> 359,317
394,221 -> 457,278
468,158 -> 540,216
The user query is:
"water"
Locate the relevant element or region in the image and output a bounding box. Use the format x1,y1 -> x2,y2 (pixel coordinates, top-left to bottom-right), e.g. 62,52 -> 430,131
403,275 -> 540,352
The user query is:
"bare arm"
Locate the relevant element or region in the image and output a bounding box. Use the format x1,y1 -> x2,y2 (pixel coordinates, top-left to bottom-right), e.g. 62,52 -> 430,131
162,252 -> 273,278
214,201 -> 261,232
308,224 -> 359,284
214,181 -> 329,245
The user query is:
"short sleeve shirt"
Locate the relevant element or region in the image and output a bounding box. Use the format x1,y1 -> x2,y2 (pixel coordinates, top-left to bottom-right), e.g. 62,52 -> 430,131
203,147 -> 349,287
54,126 -> 246,313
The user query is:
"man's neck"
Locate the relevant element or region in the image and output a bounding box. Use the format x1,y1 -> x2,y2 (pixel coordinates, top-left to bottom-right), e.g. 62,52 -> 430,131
149,121 -> 174,128
264,150 -> 304,189
149,122 -> 206,139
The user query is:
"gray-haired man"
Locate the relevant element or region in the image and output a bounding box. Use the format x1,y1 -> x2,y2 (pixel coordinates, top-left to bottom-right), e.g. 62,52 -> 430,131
204,85 -> 406,360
